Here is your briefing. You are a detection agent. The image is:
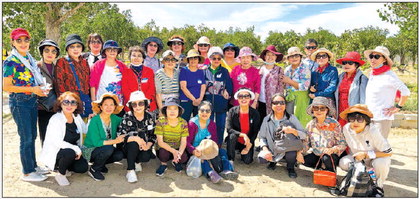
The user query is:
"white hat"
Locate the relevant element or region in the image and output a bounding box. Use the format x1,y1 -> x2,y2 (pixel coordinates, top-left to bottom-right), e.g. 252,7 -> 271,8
234,87 -> 255,100
364,46 -> 393,67
208,46 -> 224,58
196,36 -> 210,45
161,50 -> 178,61
126,91 -> 149,106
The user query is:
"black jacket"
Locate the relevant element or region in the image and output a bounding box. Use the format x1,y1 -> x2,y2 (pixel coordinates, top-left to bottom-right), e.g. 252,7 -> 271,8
226,106 -> 261,143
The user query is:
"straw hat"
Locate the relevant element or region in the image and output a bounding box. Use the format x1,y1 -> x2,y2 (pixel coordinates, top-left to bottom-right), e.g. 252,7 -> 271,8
161,50 -> 179,61
285,47 -> 305,59
363,46 -> 393,67
339,104 -> 373,121
186,49 -> 204,64
92,93 -> 124,114
196,36 -> 211,45
196,139 -> 219,160
306,96 -> 336,117
310,48 -> 334,61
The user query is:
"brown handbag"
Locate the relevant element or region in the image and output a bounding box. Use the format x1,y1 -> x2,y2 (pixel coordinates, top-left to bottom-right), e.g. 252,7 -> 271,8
313,154 -> 337,187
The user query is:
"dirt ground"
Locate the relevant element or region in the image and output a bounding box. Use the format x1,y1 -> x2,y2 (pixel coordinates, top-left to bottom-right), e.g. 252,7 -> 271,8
2,114 -> 418,197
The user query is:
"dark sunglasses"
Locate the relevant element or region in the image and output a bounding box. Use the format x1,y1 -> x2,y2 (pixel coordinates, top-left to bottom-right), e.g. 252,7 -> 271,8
305,46 -> 317,50
171,41 -> 183,46
43,48 -> 58,54
272,100 -> 286,106
131,101 -> 146,108
189,57 -> 200,60
238,94 -> 251,99
163,58 -> 177,62
15,38 -> 31,44
90,40 -> 102,44
211,57 -> 222,61
369,54 -> 382,60
348,115 -> 366,123
288,54 -> 301,59
199,109 -> 211,114
225,48 -> 235,52
342,61 -> 355,65
198,44 -> 210,47
312,106 -> 328,112
148,44 -> 158,48
316,54 -> 329,59
62,100 -> 78,106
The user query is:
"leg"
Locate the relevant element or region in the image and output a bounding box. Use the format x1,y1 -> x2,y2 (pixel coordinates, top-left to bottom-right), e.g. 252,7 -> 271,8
106,147 -> 124,164
37,110 -> 49,146
215,112 -> 227,145
285,151 -> 297,170
69,156 -> 89,173
191,104 -> 199,118
90,145 -> 114,171
373,120 -> 392,139
303,153 -> 321,169
29,103 -> 39,169
201,160 -> 213,176
372,157 -> 391,188
322,154 -> 339,172
257,102 -> 267,121
157,148 -> 173,164
56,149 -> 77,175
241,144 -> 255,164
178,151 -> 189,164
338,154 -> 354,171
125,142 -> 140,170
180,101 -> 193,122
226,133 -> 238,161
136,150 -> 153,163
219,148 -> 234,171
209,155 -> 223,173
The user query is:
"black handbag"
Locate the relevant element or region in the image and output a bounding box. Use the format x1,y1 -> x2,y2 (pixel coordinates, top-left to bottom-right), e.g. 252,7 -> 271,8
67,57 -> 92,117
38,89 -> 57,112
273,120 -> 303,155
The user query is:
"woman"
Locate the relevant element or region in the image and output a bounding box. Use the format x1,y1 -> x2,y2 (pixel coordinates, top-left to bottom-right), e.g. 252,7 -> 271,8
302,38 -> 319,72
3,28 -> 49,181
221,43 -> 240,72
225,88 -> 261,165
187,101 -> 238,183
55,34 -> 91,118
258,93 -> 306,178
364,46 -> 410,139
282,47 -> 312,127
83,93 -> 126,181
339,104 -> 392,192
258,45 -> 285,120
154,98 -> 189,176
167,35 -> 187,68
37,39 -> 60,145
141,36 -> 164,73
179,49 -> 206,121
83,33 -> 103,68
204,46 -> 233,145
39,92 -> 89,186
117,91 -> 156,183
155,50 -> 180,111
302,97 -> 346,178
122,46 -> 157,112
230,47 -> 261,109
194,36 -> 211,69
309,48 -> 338,103
335,51 -> 368,127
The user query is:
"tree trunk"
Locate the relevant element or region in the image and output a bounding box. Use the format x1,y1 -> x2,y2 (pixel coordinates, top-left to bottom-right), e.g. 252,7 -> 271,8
45,3 -> 61,44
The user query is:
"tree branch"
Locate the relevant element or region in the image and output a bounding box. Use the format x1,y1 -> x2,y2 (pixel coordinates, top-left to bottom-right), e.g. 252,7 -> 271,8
56,2 -> 85,24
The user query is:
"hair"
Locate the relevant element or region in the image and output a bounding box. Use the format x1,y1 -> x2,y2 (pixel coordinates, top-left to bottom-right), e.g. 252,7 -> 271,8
198,101 -> 212,111
168,35 -> 186,52
347,112 -> 371,125
128,100 -> 149,113
128,45 -> 146,60
98,96 -> 117,112
161,105 -> 182,118
305,39 -> 318,46
53,91 -> 84,116
270,93 -> 291,118
87,33 -> 103,50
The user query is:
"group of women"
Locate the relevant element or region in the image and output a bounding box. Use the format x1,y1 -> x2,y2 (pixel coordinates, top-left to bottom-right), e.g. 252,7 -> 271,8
4,27 -> 410,195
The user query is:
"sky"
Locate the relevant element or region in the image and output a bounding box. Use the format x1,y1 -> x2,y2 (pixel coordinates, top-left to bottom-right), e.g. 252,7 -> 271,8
114,2 -> 399,42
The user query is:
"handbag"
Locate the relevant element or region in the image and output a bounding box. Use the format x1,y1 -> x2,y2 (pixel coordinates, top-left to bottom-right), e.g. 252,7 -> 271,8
313,154 -> 337,187
273,120 -> 303,155
38,89 -> 57,112
67,57 -> 92,117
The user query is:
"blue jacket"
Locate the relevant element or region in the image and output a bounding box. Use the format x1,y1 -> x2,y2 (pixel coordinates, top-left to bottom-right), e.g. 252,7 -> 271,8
203,66 -> 233,113
310,64 -> 338,99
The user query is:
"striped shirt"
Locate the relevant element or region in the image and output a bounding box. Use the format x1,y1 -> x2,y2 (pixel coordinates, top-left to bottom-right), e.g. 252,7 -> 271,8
155,68 -> 180,102
155,117 -> 189,150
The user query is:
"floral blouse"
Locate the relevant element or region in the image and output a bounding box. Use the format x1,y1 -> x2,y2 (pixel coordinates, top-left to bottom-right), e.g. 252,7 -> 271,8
264,65 -> 285,115
284,62 -> 311,91
303,117 -> 347,156
117,111 -> 157,144
3,55 -> 36,89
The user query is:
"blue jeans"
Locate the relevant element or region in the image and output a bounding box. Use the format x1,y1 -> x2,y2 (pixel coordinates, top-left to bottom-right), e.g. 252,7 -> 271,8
9,93 -> 39,174
180,100 -> 198,122
201,149 -> 234,175
210,112 -> 227,145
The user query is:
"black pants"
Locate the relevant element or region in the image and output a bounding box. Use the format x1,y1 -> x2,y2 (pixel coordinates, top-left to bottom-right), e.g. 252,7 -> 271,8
225,133 -> 254,164
257,101 -> 267,121
55,148 -> 88,175
38,110 -> 55,146
283,151 -> 297,170
124,141 -> 153,170
90,145 -> 124,171
303,153 -> 339,172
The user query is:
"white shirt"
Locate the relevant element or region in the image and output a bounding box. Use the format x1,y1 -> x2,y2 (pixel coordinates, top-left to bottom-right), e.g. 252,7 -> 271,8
259,65 -> 272,103
87,53 -> 102,69
342,123 -> 392,155
97,64 -> 123,102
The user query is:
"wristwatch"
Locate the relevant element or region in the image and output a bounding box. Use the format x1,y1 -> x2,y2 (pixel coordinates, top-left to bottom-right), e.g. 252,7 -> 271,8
395,104 -> 403,109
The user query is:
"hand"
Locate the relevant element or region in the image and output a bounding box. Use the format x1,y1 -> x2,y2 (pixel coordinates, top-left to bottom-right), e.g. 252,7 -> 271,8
142,143 -> 151,151
193,149 -> 202,157
264,150 -> 273,161
75,152 -> 82,160
242,134 -> 251,146
115,134 -> 126,144
296,151 -> 305,164
171,150 -> 180,163
282,76 -> 291,84
282,126 -> 298,137
32,86 -> 47,97
310,85 -> 317,92
222,90 -> 230,100
192,98 -> 200,106
88,113 -> 96,119
308,93 -> 315,99
323,148 -> 335,155
383,107 -> 400,116
251,101 -> 258,109
353,151 -> 368,161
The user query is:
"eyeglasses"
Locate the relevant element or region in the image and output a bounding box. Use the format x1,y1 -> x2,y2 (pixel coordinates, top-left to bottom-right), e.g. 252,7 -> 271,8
316,54 -> 329,59
342,61 -> 355,65
90,40 -> 102,45
171,41 -> 183,46
15,38 -> 31,44
348,115 -> 366,123
62,100 -> 78,106
369,54 -> 382,60
148,44 -> 158,48
189,57 -> 200,60
288,54 -> 300,59
131,101 -> 145,108
43,48 -> 58,54
305,46 -> 317,50
198,44 -> 210,47
69,44 -> 82,49
225,48 -> 235,52
238,94 -> 251,99
211,57 -> 222,61
199,108 -> 211,114
312,106 -> 327,112
272,100 -> 286,106
163,58 -> 177,62
106,48 -> 118,53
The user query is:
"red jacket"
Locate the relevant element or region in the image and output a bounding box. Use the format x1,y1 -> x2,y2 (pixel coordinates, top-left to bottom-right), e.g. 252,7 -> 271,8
126,64 -> 157,112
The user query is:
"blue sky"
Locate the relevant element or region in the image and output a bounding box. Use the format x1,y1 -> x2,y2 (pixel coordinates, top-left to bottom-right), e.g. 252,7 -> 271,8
115,3 -> 399,41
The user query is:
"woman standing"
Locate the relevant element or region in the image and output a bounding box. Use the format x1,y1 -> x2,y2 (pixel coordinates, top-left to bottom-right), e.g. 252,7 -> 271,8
221,43 -> 240,72
83,33 -> 103,68
194,36 -> 211,69
167,35 -> 187,68
3,28 -> 49,181
155,50 -> 180,111
141,36 -> 164,73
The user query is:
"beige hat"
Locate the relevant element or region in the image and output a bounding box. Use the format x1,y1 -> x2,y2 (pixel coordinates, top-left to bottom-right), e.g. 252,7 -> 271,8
310,48 -> 334,61
363,46 -> 393,67
285,47 -> 305,59
306,96 -> 336,117
196,139 -> 219,160
196,36 -> 211,45
186,49 -> 204,64
161,50 -> 178,61
92,93 -> 124,114
339,104 -> 373,121
208,46 -> 224,58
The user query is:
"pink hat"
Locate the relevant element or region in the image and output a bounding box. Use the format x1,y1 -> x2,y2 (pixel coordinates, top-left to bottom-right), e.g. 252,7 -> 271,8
260,45 -> 284,62
336,51 -> 365,66
10,28 -> 31,40
237,46 -> 257,61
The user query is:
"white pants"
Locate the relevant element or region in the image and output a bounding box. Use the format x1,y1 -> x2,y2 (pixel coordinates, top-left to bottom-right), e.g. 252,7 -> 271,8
339,155 -> 391,188
373,120 -> 393,139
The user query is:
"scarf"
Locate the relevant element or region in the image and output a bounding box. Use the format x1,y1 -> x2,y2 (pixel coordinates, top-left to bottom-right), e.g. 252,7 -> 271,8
11,48 -> 44,86
372,64 -> 391,75
316,63 -> 329,74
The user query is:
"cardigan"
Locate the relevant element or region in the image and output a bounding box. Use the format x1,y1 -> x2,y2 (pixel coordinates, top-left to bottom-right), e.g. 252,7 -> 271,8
186,116 -> 218,154
203,65 -> 233,113
127,64 -> 157,111
226,106 -> 261,143
84,114 -> 122,148
39,111 -> 87,170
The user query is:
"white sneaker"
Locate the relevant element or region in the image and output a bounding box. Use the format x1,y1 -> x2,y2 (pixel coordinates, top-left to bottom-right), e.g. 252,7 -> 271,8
21,172 -> 48,182
55,173 -> 70,186
65,170 -> 73,177
126,170 -> 138,183
35,166 -> 50,175
135,163 -> 142,172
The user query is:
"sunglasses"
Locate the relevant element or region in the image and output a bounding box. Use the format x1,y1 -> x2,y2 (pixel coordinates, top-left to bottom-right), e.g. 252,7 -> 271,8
43,48 -> 58,54
148,44 -> 158,48
62,99 -> 78,106
90,40 -> 102,45
211,57 -> 222,61
225,48 -> 235,52
69,44 -> 82,49
199,108 -> 211,114
348,115 -> 366,123
238,94 -> 251,99
272,100 -> 286,106
131,101 -> 146,108
316,54 -> 329,59
288,54 -> 301,59
163,58 -> 177,62
198,44 -> 210,47
189,57 -> 200,60
171,41 -> 183,46
369,54 -> 382,60
312,106 -> 328,112
342,61 -> 356,65
15,38 -> 31,44
106,48 -> 118,53
305,46 -> 317,50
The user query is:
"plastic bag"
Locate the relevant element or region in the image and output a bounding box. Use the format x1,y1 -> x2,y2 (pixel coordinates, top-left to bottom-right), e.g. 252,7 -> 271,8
186,155 -> 202,178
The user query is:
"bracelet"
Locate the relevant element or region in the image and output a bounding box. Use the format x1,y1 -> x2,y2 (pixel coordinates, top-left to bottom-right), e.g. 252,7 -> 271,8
395,104 -> 403,109
367,150 -> 376,159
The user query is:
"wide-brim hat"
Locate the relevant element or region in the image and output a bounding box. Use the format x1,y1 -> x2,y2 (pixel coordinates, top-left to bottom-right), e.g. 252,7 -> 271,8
339,104 -> 373,121
234,87 -> 256,100
38,39 -> 60,57
141,36 -> 164,54
10,28 -> 31,40
167,37 -> 185,46
126,90 -> 149,107
196,36 -> 211,45
208,46 -> 224,58
310,48 -> 334,61
223,43 -> 240,58
92,93 -> 124,114
101,40 -> 122,55
237,46 -> 257,61
306,96 -> 336,117
186,49 -> 204,64
65,34 -> 85,51
196,139 -> 219,160
336,51 -> 365,66
161,50 -> 179,61
364,46 -> 393,67
162,97 -> 184,116
285,47 -> 305,59
260,45 -> 284,62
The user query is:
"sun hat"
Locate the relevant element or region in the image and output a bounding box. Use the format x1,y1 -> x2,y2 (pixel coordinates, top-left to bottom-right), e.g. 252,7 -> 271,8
161,50 -> 179,61
223,43 -> 240,58
38,39 -> 60,57
208,46 -> 224,58
310,48 -> 334,61
141,36 -> 164,53
363,46 -> 393,67
234,87 -> 256,100
92,92 -> 124,114
126,90 -> 149,106
196,36 -> 211,45
162,97 -> 184,117
186,49 -> 204,63
195,139 -> 219,160
101,40 -> 122,55
306,96 -> 336,117
260,45 -> 284,62
237,46 -> 257,61
65,34 -> 85,51
339,104 -> 373,121
336,51 -> 365,66
10,28 -> 31,40
285,47 -> 305,59
167,36 -> 185,46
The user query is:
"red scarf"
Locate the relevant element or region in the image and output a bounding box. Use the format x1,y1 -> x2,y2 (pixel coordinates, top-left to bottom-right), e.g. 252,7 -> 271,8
372,65 -> 391,75
316,63 -> 329,73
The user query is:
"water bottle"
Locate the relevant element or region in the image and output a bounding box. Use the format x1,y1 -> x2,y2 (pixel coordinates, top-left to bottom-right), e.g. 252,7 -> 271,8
367,168 -> 377,183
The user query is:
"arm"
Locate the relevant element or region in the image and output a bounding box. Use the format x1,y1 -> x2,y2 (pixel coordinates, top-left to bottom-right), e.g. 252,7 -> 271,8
3,77 -> 44,95
315,67 -> 338,97
155,74 -> 163,110
198,83 -> 206,101
180,81 -> 197,101
186,122 -> 197,154
331,122 -> 347,155
179,136 -> 187,155
45,116 -> 81,154
156,94 -> 163,111
90,87 -> 96,101
156,135 -> 176,154
225,108 -> 241,136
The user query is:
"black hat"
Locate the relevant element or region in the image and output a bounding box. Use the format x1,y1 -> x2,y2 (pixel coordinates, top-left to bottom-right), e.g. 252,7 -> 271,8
38,39 -> 60,57
141,37 -> 163,54
65,34 -> 85,51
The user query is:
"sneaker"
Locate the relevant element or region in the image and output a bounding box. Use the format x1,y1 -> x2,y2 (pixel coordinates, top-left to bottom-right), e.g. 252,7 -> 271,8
135,163 -> 142,172
126,170 -> 138,183
21,172 -> 48,182
65,170 -> 73,177
101,166 -> 108,174
172,161 -> 183,172
219,170 -> 238,180
55,173 -> 70,186
88,167 -> 105,181
208,171 -> 222,184
156,165 -> 168,177
267,162 -> 277,170
287,169 -> 297,178
35,166 -> 50,175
